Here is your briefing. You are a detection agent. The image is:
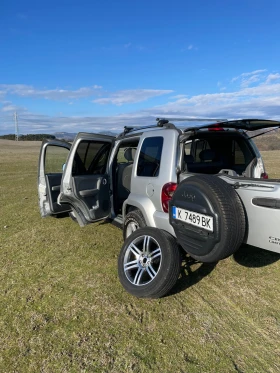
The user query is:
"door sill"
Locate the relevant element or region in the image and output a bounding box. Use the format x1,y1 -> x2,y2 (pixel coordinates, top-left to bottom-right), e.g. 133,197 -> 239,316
111,214 -> 123,229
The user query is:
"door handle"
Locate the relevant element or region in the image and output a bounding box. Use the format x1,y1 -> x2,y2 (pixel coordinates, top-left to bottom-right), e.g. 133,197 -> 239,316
79,189 -> 98,197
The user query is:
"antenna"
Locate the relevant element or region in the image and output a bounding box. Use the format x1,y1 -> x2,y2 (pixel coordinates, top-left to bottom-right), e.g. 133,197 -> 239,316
14,112 -> 19,141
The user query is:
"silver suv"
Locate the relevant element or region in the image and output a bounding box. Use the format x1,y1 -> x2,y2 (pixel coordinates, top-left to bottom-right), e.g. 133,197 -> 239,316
38,118 -> 280,298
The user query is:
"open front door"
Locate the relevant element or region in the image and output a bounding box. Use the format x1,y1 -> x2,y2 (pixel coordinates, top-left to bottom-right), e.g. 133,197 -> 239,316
38,139 -> 72,217
58,133 -> 114,226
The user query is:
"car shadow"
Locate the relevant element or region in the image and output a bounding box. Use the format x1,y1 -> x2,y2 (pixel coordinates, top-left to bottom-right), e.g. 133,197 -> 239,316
167,254 -> 217,297
168,244 -> 280,297
233,244 -> 280,268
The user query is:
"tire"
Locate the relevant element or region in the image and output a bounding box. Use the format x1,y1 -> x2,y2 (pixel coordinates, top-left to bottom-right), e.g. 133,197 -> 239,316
123,209 -> 146,240
170,175 -> 246,263
118,227 -> 181,299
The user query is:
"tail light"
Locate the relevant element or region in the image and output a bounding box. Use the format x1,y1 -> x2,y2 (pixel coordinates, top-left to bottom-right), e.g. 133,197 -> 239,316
208,124 -> 224,131
261,172 -> 269,179
161,182 -> 177,212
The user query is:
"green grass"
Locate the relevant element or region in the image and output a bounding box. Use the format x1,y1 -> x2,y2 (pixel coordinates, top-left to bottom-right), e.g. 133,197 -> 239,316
1,140 -> 280,372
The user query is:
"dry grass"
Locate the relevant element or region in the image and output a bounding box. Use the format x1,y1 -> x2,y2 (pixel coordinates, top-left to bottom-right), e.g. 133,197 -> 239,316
0,140 -> 280,372
260,150 -> 280,179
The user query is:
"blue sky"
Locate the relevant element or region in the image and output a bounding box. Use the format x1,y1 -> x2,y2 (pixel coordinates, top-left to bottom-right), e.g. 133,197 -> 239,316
1,0 -> 280,135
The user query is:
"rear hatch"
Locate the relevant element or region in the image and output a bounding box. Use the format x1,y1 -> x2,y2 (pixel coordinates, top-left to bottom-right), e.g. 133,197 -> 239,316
173,118 -> 280,254
185,119 -> 280,132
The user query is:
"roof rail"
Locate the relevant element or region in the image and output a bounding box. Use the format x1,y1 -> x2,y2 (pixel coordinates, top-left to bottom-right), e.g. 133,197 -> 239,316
117,119 -> 177,138
117,117 -> 228,138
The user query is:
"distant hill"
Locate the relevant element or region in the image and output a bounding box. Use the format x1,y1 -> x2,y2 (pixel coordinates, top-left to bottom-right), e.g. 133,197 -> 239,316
251,128 -> 280,151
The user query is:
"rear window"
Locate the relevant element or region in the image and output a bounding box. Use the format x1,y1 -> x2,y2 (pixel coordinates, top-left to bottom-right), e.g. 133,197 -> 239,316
137,137 -> 164,177
184,133 -> 255,175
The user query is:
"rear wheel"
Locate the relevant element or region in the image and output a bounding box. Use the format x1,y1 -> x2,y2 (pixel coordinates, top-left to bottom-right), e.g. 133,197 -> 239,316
118,228 -> 181,298
123,209 -> 146,240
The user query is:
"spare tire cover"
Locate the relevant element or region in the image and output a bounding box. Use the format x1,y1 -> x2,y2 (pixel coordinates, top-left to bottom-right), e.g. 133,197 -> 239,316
169,175 -> 246,262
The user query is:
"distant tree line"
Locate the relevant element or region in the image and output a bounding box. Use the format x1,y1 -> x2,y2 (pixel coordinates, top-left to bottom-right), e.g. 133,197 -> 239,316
0,134 -> 56,141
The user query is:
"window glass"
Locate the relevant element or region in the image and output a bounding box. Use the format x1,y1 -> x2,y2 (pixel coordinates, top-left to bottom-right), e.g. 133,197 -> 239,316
137,137 -> 163,177
184,141 -> 192,155
194,140 -> 210,162
117,148 -> 128,163
116,141 -> 139,164
233,140 -> 246,165
45,145 -> 69,174
72,140 -> 111,176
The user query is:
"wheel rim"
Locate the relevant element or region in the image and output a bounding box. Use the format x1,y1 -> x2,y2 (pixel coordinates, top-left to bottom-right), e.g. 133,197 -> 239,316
123,235 -> 162,286
126,221 -> 139,238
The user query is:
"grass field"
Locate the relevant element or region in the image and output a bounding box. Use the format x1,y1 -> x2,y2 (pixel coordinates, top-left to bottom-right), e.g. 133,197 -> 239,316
1,139 -> 280,373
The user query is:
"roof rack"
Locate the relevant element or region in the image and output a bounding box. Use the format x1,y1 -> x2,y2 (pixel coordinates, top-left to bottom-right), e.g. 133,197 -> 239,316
117,119 -> 177,138
117,117 -> 229,138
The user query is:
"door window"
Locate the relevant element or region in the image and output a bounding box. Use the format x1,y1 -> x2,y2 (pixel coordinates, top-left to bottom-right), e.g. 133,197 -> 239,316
184,141 -> 192,155
137,137 -> 164,177
45,145 -> 69,174
233,140 -> 246,165
72,140 -> 111,176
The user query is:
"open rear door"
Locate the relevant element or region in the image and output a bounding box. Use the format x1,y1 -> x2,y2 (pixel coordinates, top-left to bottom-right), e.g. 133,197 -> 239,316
58,133 -> 115,226
38,139 -> 72,217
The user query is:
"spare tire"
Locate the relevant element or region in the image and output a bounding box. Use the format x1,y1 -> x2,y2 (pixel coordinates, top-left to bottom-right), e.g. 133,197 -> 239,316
169,175 -> 246,263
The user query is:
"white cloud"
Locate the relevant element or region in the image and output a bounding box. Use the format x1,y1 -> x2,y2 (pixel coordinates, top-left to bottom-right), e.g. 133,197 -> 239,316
265,73 -> 280,84
2,70 -> 280,135
1,104 -> 18,112
181,44 -> 196,52
0,84 -> 102,100
0,85 -> 173,106
171,94 -> 188,99
93,89 -> 174,105
231,69 -> 267,83
144,76 -> 280,121
124,42 -> 132,48
240,74 -> 261,88
231,69 -> 269,89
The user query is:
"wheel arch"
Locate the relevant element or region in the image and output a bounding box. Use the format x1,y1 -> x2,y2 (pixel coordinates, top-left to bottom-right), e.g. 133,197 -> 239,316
123,194 -> 157,227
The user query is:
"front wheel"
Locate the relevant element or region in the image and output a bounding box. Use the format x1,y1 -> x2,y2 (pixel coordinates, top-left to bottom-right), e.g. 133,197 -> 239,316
118,228 -> 181,298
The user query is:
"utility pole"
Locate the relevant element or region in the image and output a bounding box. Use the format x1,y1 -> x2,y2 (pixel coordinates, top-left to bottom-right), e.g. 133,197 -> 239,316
14,112 -> 19,141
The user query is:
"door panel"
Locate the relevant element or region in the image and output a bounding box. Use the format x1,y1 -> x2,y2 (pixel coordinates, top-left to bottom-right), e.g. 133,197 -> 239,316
58,133 -> 114,225
72,175 -> 110,220
38,139 -> 72,217
45,174 -> 71,214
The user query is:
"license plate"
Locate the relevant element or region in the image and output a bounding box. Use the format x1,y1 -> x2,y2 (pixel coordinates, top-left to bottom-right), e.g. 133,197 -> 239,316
172,206 -> 213,232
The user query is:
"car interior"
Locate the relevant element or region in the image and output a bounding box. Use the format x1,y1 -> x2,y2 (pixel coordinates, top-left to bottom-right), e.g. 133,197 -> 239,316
184,131 -> 256,177
112,138 -> 140,214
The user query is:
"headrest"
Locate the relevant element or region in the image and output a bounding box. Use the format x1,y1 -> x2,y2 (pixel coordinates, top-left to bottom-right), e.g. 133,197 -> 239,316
199,149 -> 217,161
184,154 -> 194,163
124,148 -> 136,162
